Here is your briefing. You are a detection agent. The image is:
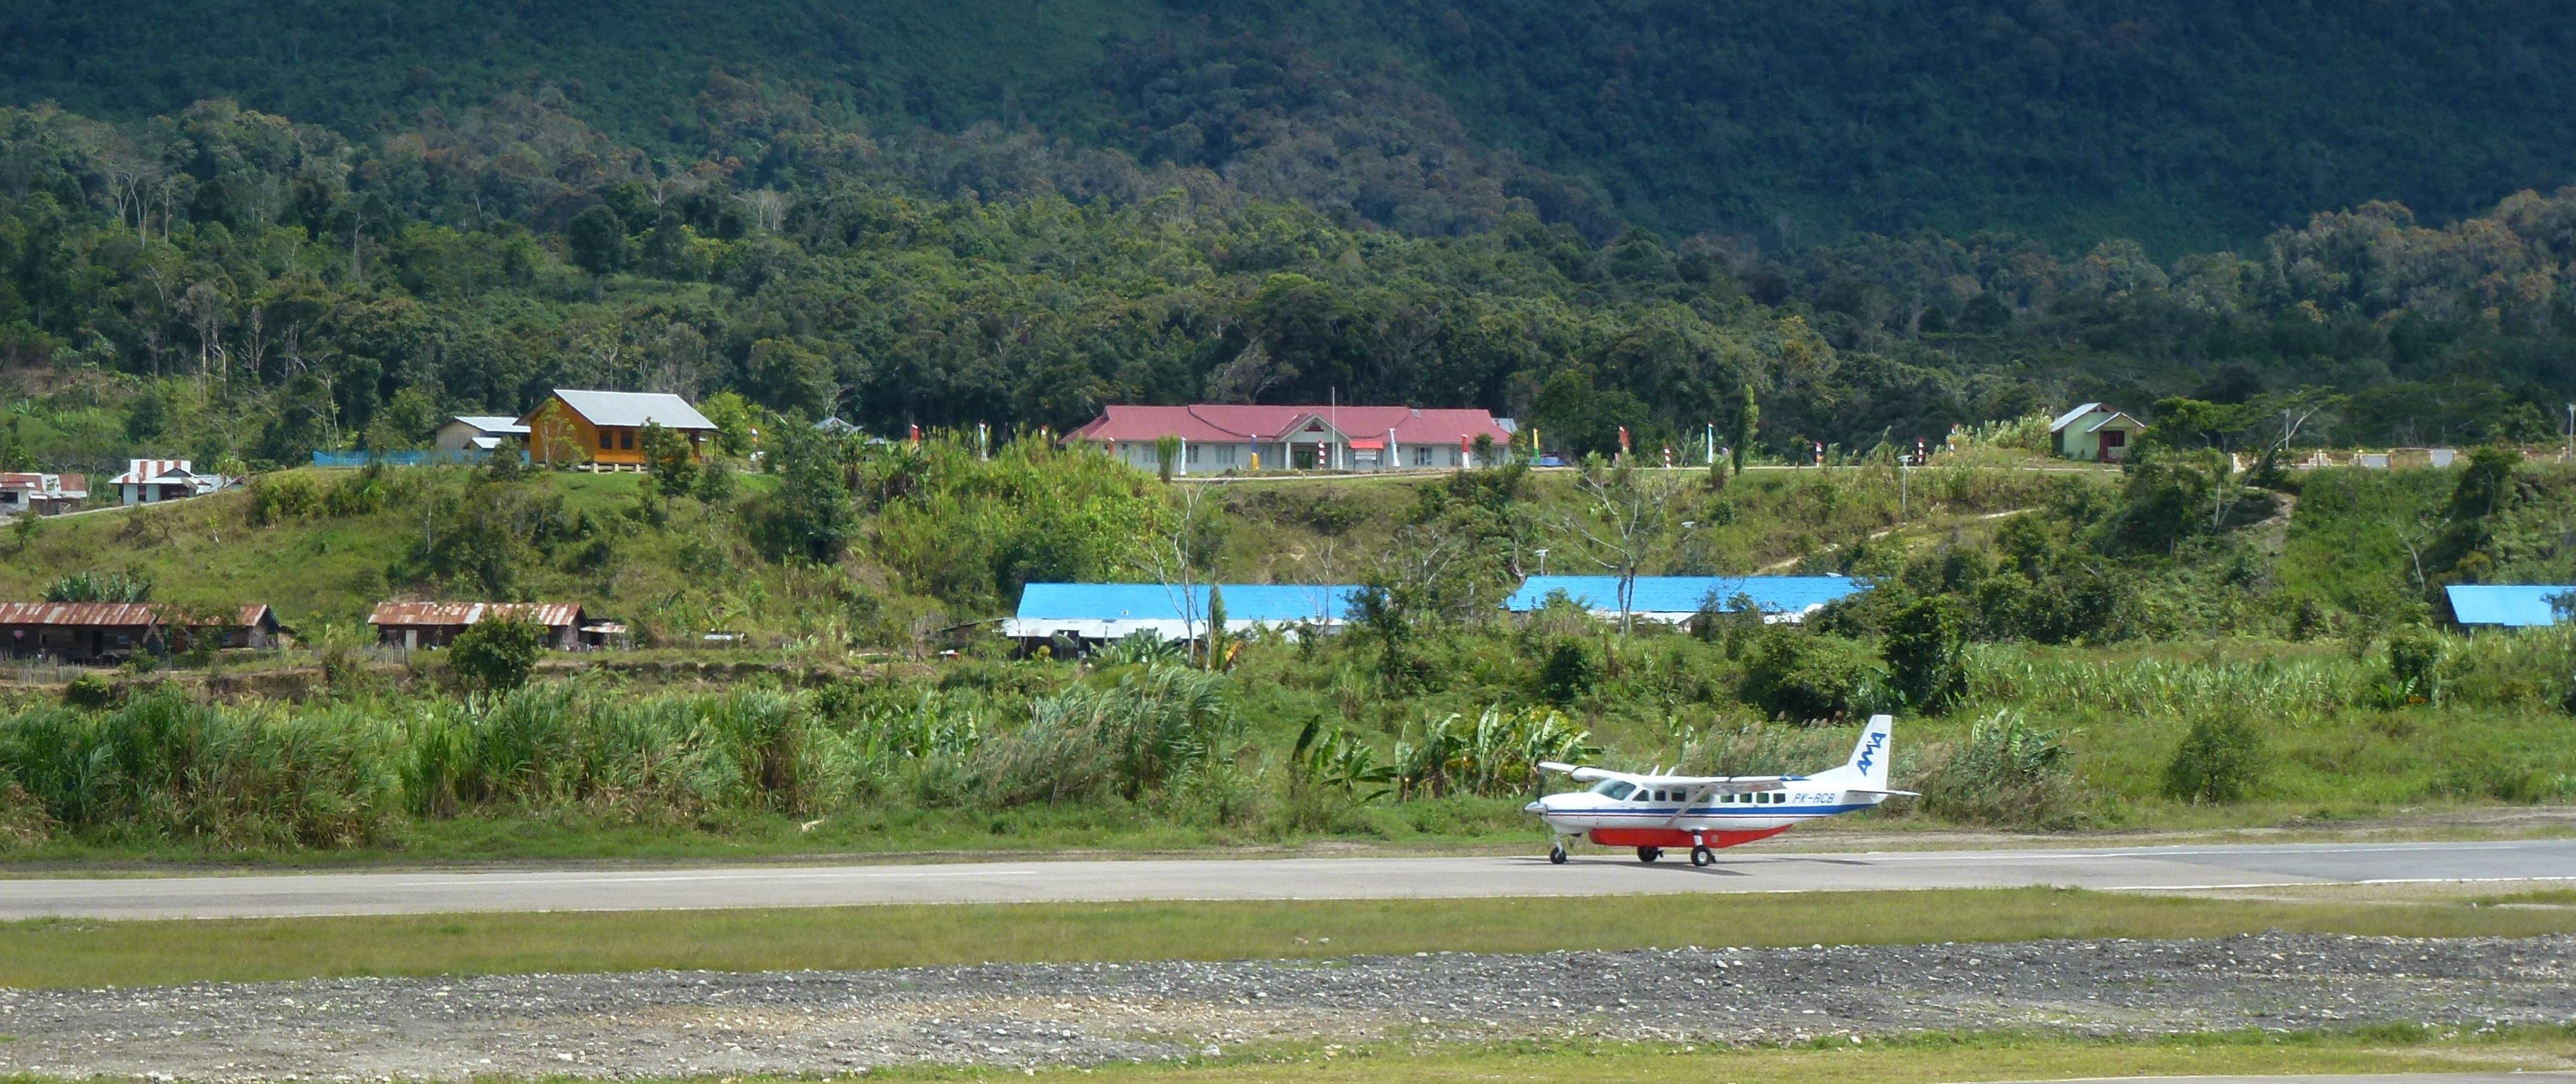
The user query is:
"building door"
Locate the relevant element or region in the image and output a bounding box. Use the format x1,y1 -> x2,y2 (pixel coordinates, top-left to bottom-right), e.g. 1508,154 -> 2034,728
1291,443 -> 1318,470
2101,429 -> 2126,461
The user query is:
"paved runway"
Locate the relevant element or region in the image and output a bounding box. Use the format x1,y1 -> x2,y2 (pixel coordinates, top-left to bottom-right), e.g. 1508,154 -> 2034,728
2,838 -> 2569,920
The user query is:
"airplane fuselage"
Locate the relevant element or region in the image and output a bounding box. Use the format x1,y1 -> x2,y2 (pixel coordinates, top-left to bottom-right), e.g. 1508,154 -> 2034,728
1527,715 -> 1909,863
1526,782 -> 1890,850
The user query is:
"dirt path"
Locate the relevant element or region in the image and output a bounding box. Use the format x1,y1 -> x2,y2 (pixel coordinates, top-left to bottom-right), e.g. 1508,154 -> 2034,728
1755,507 -> 2038,572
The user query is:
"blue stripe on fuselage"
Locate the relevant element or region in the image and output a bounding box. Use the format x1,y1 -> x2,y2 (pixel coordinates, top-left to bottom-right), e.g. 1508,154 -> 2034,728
1566,803 -> 1872,817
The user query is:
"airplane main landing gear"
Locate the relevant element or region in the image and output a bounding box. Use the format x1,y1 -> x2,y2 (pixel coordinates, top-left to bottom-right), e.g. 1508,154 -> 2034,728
1549,842 -> 1568,865
1634,846 -> 1663,863
1690,845 -> 1715,867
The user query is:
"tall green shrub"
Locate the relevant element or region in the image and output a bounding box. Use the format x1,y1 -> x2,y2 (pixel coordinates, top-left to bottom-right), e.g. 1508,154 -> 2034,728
1884,595 -> 1968,713
1740,630 -> 1884,722
449,617 -> 547,693
1919,710 -> 2073,826
2163,707 -> 2265,803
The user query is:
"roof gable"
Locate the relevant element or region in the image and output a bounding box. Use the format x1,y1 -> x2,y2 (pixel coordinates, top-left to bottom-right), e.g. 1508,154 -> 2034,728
1503,575 -> 1870,615
2445,584 -> 2575,627
537,390 -> 716,430
1015,583 -> 1362,622
111,459 -> 199,485
448,415 -> 532,435
1069,404 -> 1512,445
2049,403 -> 2107,433
368,601 -> 586,628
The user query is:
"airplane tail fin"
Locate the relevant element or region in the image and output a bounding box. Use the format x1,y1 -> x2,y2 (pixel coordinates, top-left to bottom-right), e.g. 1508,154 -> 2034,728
1816,714 -> 1894,789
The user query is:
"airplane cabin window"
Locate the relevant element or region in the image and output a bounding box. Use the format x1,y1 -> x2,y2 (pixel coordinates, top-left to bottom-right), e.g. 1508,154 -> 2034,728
1600,781 -> 1635,800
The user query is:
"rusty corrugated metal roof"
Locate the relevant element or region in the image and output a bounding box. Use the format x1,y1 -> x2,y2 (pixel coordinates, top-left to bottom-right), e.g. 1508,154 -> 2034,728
0,602 -> 275,628
0,602 -> 162,626
367,602 -> 584,628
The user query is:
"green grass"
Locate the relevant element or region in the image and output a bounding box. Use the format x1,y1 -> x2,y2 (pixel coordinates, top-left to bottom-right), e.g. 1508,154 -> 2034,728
849,1026 -> 2576,1083
0,795 -> 1543,866
7,885 -> 2576,989
0,467 -> 809,634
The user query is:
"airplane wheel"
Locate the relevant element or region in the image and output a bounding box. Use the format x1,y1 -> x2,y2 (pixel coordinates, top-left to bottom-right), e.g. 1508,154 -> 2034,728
1549,844 -> 1568,865
1636,847 -> 1662,863
1690,845 -> 1714,868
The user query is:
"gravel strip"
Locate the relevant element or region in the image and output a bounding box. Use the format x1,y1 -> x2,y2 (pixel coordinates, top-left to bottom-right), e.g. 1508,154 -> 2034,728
0,933 -> 2568,1081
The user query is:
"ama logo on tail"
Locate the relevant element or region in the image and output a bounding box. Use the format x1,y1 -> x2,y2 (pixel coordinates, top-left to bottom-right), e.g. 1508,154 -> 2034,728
1525,714 -> 1914,868
1854,729 -> 1885,775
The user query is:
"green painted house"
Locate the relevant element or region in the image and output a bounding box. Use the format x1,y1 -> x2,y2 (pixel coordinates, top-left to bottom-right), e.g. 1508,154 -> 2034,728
2050,403 -> 2147,462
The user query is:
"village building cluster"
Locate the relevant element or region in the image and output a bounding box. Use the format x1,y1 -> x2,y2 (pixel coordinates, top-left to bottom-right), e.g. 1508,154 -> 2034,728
11,390 -> 2576,669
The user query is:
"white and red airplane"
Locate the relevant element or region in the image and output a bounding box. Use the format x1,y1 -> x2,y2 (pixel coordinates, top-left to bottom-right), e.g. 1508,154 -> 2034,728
1526,714 -> 1914,866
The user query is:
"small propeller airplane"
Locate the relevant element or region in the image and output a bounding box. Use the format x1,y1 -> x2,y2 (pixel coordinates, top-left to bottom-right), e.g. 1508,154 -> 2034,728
1526,713 -> 1915,867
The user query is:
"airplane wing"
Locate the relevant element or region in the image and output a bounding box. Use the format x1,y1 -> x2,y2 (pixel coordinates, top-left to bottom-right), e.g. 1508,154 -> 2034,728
1537,762 -> 1786,794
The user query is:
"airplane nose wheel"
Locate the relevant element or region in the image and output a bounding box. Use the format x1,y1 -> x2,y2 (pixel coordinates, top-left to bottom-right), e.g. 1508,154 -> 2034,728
1549,842 -> 1568,865
1690,845 -> 1715,867
1634,847 -> 1663,863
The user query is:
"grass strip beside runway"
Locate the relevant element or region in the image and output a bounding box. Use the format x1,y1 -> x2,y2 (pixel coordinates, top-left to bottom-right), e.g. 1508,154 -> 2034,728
856,1025 -> 2576,1083
4,885 -> 2574,989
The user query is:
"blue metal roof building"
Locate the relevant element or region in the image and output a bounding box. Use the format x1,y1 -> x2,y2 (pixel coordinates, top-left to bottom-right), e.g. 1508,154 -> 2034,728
2444,584 -> 2576,627
1005,583 -> 1362,641
1503,575 -> 1869,624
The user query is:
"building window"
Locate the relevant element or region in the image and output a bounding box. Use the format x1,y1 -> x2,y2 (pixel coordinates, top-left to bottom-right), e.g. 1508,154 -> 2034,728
1186,444 -> 1201,464
619,429 -> 634,450
1217,445 -> 1236,465
1413,445 -> 1431,466
599,430 -> 614,451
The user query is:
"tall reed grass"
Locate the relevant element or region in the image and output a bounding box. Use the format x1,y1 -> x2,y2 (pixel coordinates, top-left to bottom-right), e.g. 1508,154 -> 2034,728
0,662 -> 1250,850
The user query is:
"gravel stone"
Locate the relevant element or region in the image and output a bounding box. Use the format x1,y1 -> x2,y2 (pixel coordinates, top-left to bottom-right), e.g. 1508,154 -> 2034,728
0,932 -> 2566,1080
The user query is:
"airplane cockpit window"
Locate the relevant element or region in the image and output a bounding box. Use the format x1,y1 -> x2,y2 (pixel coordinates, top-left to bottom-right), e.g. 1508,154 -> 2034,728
1593,781 -> 1636,800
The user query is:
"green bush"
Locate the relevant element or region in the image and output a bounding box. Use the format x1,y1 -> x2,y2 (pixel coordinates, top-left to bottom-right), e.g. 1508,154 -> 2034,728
448,617 -> 548,693
2385,633 -> 2444,705
1884,595 -> 1968,713
1739,630 -> 1885,723
1534,639 -> 1598,705
61,673 -> 116,709
247,473 -> 324,524
2163,708 -> 2266,803
44,570 -> 153,603
1918,710 -> 2074,827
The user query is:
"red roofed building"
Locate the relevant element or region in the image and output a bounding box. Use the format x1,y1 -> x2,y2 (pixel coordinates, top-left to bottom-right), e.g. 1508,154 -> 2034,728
0,472 -> 86,516
1064,405 -> 1515,473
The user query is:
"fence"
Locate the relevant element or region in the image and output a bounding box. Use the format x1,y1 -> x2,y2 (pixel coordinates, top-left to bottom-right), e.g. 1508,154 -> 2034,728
311,449 -> 494,468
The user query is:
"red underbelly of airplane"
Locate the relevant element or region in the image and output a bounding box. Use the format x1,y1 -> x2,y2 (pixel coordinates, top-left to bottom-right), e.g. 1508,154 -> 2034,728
1587,826 -> 1791,848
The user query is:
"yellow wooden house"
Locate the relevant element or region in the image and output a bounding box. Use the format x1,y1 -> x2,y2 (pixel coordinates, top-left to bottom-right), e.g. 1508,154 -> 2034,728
520,389 -> 718,467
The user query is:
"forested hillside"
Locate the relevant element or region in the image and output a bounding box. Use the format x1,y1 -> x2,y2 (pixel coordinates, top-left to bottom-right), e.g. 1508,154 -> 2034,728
11,1 -> 2576,253
4,2 -> 2576,472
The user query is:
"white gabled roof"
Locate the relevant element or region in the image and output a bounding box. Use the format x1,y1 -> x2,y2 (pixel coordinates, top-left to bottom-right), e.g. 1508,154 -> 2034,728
546,389 -> 716,430
448,415 -> 531,435
2049,402 -> 2106,433
112,459 -> 198,485
2082,411 -> 2142,433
